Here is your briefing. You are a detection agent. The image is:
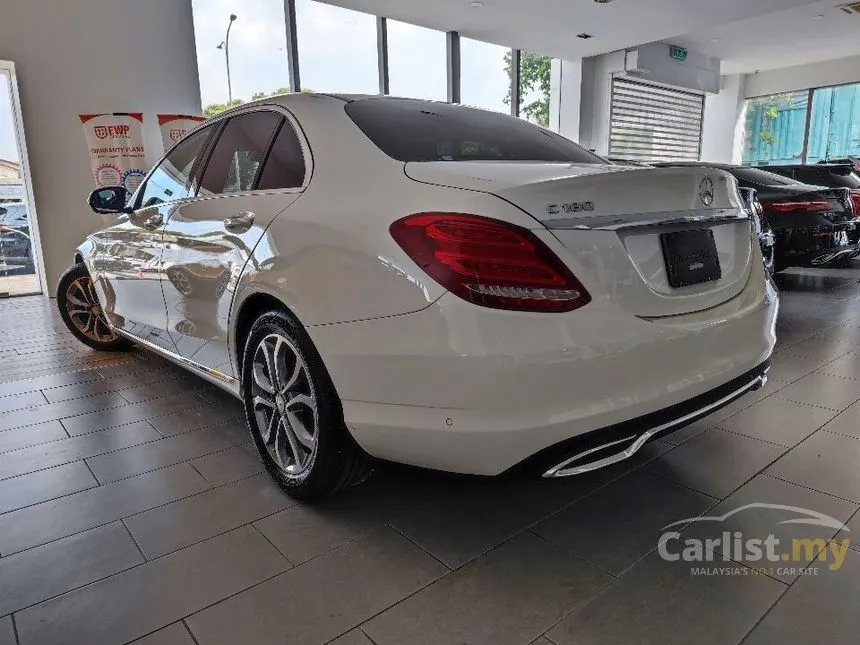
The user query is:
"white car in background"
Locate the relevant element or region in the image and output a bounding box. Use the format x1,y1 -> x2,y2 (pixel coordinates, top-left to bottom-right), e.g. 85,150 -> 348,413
58,94 -> 778,499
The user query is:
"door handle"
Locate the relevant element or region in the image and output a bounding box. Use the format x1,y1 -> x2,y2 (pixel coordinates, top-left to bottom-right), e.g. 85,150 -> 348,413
224,211 -> 255,232
143,214 -> 163,230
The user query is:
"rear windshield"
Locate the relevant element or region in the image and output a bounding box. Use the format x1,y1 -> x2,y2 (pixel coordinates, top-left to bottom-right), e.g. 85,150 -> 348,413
797,166 -> 860,189
345,98 -> 605,164
730,167 -> 801,187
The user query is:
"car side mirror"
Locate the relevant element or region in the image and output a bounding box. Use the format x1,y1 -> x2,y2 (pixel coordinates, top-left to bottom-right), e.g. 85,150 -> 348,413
88,186 -> 130,214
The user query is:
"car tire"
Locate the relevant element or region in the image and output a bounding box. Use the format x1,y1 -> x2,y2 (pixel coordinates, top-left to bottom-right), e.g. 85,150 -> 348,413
57,263 -> 133,351
241,309 -> 370,500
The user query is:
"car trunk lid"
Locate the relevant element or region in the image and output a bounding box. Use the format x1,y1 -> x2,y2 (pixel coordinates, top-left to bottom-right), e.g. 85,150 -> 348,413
406,162 -> 753,318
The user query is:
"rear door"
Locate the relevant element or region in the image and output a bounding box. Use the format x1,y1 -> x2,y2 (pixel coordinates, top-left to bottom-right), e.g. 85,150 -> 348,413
160,108 -> 308,378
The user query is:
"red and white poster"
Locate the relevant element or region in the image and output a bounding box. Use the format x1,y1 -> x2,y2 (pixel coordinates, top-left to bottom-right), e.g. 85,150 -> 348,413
157,114 -> 206,153
79,113 -> 147,192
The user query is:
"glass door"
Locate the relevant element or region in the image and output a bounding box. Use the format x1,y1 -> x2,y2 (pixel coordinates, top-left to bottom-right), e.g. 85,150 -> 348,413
0,61 -> 43,296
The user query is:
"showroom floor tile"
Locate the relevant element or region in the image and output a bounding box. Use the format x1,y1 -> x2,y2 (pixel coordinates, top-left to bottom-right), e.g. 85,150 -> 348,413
0,269 -> 859,644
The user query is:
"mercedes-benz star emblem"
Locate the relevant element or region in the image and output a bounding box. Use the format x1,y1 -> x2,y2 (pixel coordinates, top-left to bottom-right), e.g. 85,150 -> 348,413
699,177 -> 715,207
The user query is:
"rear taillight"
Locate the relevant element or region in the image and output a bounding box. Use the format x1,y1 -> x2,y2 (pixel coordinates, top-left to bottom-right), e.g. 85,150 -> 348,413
763,200 -> 831,213
390,213 -> 591,312
850,191 -> 860,216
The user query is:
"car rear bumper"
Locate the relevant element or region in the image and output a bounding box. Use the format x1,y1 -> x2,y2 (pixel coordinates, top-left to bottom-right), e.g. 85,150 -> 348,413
308,258 -> 778,476
531,359 -> 770,478
774,225 -> 859,266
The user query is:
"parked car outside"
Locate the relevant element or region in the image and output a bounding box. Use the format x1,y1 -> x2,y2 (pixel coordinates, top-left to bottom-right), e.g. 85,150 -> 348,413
654,162 -> 859,271
758,162 -> 860,242
0,201 -> 35,275
57,95 -> 777,499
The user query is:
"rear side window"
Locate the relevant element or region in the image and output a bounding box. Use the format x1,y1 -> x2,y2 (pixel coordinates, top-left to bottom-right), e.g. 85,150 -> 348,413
257,120 -> 306,190
137,125 -> 214,208
345,98 -> 605,164
801,167 -> 860,189
198,111 -> 283,196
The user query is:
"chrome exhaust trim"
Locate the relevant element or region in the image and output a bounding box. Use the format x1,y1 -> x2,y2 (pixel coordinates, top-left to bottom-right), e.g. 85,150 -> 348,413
811,249 -> 855,265
543,368 -> 770,478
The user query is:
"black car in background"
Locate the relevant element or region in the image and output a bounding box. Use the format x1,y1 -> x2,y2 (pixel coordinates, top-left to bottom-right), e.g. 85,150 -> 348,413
738,187 -> 775,275
653,163 -> 859,271
0,202 -> 35,275
758,162 -> 860,242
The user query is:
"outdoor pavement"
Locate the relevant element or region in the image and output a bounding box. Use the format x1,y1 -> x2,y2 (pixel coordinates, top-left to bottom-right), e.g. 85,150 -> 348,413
1,267 -> 860,644
0,274 -> 38,297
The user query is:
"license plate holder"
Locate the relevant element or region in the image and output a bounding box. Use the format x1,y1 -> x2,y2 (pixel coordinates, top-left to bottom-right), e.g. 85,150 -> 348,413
660,229 -> 721,288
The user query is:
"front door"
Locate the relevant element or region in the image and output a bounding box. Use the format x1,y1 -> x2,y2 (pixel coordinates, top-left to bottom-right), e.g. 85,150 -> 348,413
89,124 -> 217,351
161,110 -> 307,378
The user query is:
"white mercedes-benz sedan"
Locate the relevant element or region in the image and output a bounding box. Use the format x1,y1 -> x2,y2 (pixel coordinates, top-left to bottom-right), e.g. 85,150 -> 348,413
58,94 -> 778,499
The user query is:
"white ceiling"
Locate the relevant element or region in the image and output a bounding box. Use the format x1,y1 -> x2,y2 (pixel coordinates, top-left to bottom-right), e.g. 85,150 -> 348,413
320,0 -> 827,64
675,0 -> 860,74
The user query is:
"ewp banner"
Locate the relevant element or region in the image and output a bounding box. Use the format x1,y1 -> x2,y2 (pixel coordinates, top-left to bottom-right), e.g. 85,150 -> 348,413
79,113 -> 147,192
157,114 -> 206,153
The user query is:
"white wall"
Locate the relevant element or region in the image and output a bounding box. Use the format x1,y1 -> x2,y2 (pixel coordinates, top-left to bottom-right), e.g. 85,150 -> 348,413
701,74 -> 746,163
0,0 -> 201,291
578,51 -> 626,155
745,55 -> 860,98
549,59 -> 582,141
559,48 -> 746,163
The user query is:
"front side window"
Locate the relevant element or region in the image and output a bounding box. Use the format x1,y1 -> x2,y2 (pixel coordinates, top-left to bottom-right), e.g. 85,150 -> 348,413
345,98 -> 604,164
198,111 -> 283,196
137,125 -> 214,208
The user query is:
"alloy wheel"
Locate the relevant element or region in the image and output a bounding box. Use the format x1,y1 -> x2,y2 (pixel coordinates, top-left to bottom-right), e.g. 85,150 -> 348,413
251,333 -> 319,476
65,276 -> 119,343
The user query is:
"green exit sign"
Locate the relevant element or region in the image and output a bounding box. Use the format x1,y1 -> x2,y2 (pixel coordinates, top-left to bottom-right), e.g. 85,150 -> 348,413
669,45 -> 688,61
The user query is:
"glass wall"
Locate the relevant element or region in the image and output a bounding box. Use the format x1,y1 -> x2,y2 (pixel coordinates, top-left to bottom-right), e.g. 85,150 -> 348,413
388,21 -> 447,101
460,39 -> 508,113
0,68 -> 39,295
191,0 -> 292,115
743,83 -> 860,166
743,91 -> 809,165
190,3 -> 558,130
519,51 -> 552,128
806,83 -> 860,163
296,0 -> 378,94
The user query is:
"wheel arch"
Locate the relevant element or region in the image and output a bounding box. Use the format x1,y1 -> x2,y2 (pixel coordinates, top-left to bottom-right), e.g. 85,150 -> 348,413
231,291 -> 297,380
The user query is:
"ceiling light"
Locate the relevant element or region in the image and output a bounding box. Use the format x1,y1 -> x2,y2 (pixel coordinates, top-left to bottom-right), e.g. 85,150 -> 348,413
470,0 -> 484,6
577,33 -> 594,39
813,13 -> 824,19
